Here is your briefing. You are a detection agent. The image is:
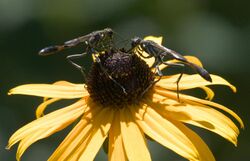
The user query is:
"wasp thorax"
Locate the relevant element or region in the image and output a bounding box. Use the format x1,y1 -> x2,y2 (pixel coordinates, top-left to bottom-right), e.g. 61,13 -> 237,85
86,49 -> 155,108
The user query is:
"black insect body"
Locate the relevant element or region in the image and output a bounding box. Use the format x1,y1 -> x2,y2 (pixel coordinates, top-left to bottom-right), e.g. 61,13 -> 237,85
130,37 -> 212,100
39,28 -> 114,56
38,28 -> 127,94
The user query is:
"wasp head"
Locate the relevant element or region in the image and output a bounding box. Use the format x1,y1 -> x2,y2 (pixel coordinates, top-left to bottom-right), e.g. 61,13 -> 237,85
131,37 -> 142,48
104,28 -> 113,38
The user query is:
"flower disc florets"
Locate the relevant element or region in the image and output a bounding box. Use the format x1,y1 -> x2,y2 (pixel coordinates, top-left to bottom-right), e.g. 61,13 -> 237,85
86,49 -> 155,107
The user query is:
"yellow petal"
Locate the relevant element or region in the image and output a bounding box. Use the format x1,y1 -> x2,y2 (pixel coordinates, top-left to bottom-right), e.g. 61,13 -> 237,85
67,134 -> 92,161
49,119 -> 91,161
16,126 -> 62,160
48,104 -> 102,161
64,107 -> 112,161
108,111 -> 127,161
53,80 -> 78,86
156,74 -> 236,92
43,81 -> 76,101
171,120 -> 215,161
7,99 -> 87,150
168,56 -> 204,68
9,83 -> 88,99
148,96 -> 240,146
184,56 -> 203,67
154,88 -> 244,129
120,107 -> 151,161
144,36 -> 163,44
159,55 -> 204,71
79,108 -> 114,161
200,86 -> 215,100
131,104 -> 199,161
36,98 -> 61,118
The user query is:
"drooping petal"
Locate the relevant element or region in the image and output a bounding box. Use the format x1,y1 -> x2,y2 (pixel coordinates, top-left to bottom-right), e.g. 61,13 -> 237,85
9,83 -> 88,99
78,108 -> 114,161
131,104 -> 200,161
48,103 -> 102,161
67,134 -> 92,161
63,107 -> 112,161
170,120 -> 215,161
108,110 -> 127,161
120,107 -> 151,161
7,99 -> 87,150
147,95 -> 240,146
36,80 -> 81,118
154,87 -> 244,130
49,119 -> 91,161
16,126 -> 63,160
36,98 -> 61,118
156,74 -> 236,92
199,86 -> 215,100
49,106 -> 113,161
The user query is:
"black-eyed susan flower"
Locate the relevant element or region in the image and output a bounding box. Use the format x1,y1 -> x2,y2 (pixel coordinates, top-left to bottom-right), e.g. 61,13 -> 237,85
7,36 -> 243,161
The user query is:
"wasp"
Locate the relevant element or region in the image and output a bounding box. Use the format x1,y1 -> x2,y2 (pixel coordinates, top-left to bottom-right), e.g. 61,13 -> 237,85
130,37 -> 212,100
38,28 -> 127,94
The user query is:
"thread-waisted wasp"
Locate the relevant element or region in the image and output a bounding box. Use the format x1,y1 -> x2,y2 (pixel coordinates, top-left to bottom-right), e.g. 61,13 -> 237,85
38,28 -> 127,94
130,37 -> 212,100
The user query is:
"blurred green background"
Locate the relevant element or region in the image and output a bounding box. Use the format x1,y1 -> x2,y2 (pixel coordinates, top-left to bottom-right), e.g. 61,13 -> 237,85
0,0 -> 249,160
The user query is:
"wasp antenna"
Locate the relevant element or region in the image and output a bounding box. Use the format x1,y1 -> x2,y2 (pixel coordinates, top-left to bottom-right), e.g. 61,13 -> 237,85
112,30 -> 123,39
112,30 -> 129,44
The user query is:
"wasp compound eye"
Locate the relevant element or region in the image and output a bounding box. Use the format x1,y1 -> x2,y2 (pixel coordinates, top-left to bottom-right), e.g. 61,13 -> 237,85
88,34 -> 101,45
95,34 -> 102,40
105,28 -> 113,36
131,37 -> 142,47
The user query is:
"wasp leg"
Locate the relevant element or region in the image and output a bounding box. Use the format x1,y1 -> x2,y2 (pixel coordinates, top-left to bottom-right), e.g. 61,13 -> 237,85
137,49 -> 153,58
139,61 -> 163,99
139,75 -> 162,99
175,72 -> 184,102
66,53 -> 87,81
162,61 -> 185,102
151,60 -> 163,76
91,51 -> 128,95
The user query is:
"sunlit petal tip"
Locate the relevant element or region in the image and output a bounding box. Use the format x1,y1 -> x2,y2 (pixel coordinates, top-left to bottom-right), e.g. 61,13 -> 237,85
233,140 -> 238,147
8,88 -> 16,95
6,139 -> 15,150
8,85 -> 28,95
225,83 -> 236,93
241,123 -> 245,129
231,85 -> 237,93
235,141 -> 239,147
5,145 -> 11,150
209,74 -> 237,92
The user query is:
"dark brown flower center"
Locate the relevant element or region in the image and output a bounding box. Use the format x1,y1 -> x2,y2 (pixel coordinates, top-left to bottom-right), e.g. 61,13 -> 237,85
86,49 -> 155,108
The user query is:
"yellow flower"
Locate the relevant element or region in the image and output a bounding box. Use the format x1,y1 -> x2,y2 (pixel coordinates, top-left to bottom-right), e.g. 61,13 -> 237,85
7,36 -> 243,161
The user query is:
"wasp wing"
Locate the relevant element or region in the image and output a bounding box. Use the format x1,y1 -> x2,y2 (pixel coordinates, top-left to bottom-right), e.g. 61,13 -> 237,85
154,44 -> 187,62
